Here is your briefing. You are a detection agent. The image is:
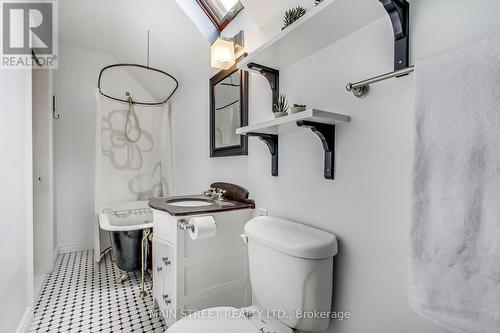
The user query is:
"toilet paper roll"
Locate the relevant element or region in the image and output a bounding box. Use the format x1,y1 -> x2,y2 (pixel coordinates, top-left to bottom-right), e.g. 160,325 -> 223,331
189,216 -> 217,240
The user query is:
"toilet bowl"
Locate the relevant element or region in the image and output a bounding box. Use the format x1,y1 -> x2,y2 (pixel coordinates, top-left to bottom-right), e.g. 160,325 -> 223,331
166,216 -> 338,333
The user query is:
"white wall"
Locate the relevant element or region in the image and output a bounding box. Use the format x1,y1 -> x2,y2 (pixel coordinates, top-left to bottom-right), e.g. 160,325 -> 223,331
171,0 -> 500,332
32,69 -> 55,277
0,69 -> 33,332
54,44 -> 115,252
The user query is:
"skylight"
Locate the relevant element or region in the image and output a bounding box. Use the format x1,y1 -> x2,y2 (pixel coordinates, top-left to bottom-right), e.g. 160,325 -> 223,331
196,0 -> 244,31
219,0 -> 239,11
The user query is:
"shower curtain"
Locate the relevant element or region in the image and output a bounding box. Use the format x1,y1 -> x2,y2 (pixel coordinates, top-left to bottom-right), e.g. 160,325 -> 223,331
94,92 -> 174,262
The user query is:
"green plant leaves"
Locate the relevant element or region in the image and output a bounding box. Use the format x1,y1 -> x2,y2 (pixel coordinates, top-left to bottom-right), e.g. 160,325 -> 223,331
282,6 -> 307,30
273,94 -> 289,113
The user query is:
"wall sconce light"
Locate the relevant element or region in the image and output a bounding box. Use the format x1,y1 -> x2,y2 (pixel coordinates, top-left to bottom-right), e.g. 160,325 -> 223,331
211,31 -> 244,70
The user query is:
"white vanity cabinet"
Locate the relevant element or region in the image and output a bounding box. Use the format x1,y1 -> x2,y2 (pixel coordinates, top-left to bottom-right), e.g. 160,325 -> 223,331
151,208 -> 252,326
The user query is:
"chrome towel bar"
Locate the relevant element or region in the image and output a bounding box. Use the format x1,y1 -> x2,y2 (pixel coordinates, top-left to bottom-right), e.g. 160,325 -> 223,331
346,66 -> 415,98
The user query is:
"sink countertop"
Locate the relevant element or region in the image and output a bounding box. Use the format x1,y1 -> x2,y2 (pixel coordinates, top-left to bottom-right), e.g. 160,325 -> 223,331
148,194 -> 255,216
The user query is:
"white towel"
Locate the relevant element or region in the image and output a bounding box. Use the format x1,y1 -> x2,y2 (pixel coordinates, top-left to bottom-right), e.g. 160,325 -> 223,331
410,35 -> 500,333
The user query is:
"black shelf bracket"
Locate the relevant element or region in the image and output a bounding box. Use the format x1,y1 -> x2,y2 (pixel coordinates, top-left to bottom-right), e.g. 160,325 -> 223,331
246,132 -> 278,177
297,121 -> 336,180
247,62 -> 279,107
380,0 -> 409,72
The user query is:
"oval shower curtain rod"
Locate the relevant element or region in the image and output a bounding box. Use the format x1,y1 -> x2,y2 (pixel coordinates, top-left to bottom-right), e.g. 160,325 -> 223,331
97,30 -> 179,106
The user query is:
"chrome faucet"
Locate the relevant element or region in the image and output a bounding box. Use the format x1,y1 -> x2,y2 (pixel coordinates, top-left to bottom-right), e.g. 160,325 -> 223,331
203,187 -> 216,198
203,187 -> 226,201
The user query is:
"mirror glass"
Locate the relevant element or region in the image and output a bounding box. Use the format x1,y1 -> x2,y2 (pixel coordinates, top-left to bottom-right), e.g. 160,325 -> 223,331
214,71 -> 241,148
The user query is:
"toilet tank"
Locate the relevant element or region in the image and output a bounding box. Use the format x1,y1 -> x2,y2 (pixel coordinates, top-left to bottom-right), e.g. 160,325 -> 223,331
244,216 -> 338,332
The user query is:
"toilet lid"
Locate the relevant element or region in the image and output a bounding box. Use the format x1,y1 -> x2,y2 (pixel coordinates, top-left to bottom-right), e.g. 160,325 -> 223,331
166,307 -> 258,333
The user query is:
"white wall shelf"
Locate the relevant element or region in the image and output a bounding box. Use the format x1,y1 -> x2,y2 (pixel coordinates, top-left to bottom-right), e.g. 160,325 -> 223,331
237,109 -> 350,179
237,0 -> 385,71
235,0 -> 372,179
236,108 -> 350,135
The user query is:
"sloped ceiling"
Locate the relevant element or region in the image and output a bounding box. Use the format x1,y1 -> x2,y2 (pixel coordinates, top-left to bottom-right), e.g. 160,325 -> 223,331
58,0 -> 323,85
59,0 -> 211,83
175,0 -> 219,44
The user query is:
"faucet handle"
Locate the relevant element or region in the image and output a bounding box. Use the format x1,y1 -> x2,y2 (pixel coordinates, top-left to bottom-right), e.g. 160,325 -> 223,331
204,187 -> 226,200
215,188 -> 226,200
203,187 -> 216,196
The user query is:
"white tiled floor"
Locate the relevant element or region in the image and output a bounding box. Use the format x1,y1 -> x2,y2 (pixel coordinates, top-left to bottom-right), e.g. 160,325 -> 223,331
30,250 -> 166,332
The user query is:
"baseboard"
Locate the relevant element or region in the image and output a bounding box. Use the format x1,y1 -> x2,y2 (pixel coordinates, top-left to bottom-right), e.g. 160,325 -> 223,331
16,306 -> 33,333
57,241 -> 94,254
33,273 -> 47,301
52,247 -> 59,268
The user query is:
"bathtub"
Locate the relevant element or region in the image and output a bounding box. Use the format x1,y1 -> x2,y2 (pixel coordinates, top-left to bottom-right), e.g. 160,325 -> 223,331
98,200 -> 153,272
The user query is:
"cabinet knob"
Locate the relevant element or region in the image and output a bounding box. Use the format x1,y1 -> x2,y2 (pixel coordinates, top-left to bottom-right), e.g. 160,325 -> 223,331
162,257 -> 171,266
156,266 -> 162,273
163,294 -> 172,304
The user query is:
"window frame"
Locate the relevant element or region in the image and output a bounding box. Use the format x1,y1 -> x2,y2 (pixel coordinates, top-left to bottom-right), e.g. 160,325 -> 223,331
196,0 -> 244,31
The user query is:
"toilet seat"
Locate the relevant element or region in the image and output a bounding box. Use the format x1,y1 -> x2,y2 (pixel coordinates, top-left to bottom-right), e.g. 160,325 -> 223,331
166,306 -> 293,333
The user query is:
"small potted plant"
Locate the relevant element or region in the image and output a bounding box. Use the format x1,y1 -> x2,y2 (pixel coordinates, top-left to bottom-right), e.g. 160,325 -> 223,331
282,6 -> 307,30
273,94 -> 289,118
290,104 -> 306,114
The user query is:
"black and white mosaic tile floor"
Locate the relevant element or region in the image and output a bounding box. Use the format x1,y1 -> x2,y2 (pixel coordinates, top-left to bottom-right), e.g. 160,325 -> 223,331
30,250 -> 166,333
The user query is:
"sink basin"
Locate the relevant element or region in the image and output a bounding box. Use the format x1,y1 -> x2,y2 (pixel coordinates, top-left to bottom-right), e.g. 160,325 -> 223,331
166,198 -> 213,207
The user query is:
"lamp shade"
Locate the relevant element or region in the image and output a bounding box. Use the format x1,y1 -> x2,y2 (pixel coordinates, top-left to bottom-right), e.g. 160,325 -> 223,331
211,37 -> 235,70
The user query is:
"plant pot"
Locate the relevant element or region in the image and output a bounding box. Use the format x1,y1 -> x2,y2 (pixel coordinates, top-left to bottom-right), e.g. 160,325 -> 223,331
274,112 -> 288,118
290,106 -> 306,114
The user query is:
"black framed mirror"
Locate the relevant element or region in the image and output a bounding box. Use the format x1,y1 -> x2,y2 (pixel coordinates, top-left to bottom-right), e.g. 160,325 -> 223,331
210,62 -> 248,157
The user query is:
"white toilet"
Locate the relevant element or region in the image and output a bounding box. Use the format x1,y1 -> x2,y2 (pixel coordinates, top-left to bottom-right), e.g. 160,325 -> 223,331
166,216 -> 338,333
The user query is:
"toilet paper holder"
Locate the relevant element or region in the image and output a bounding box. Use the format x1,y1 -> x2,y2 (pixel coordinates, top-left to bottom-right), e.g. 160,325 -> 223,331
178,219 -> 195,232
178,217 -> 218,237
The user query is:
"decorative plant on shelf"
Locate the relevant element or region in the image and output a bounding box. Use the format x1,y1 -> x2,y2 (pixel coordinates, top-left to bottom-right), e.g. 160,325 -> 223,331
282,6 -> 307,30
290,103 -> 307,114
273,94 -> 289,118
315,0 -> 324,5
